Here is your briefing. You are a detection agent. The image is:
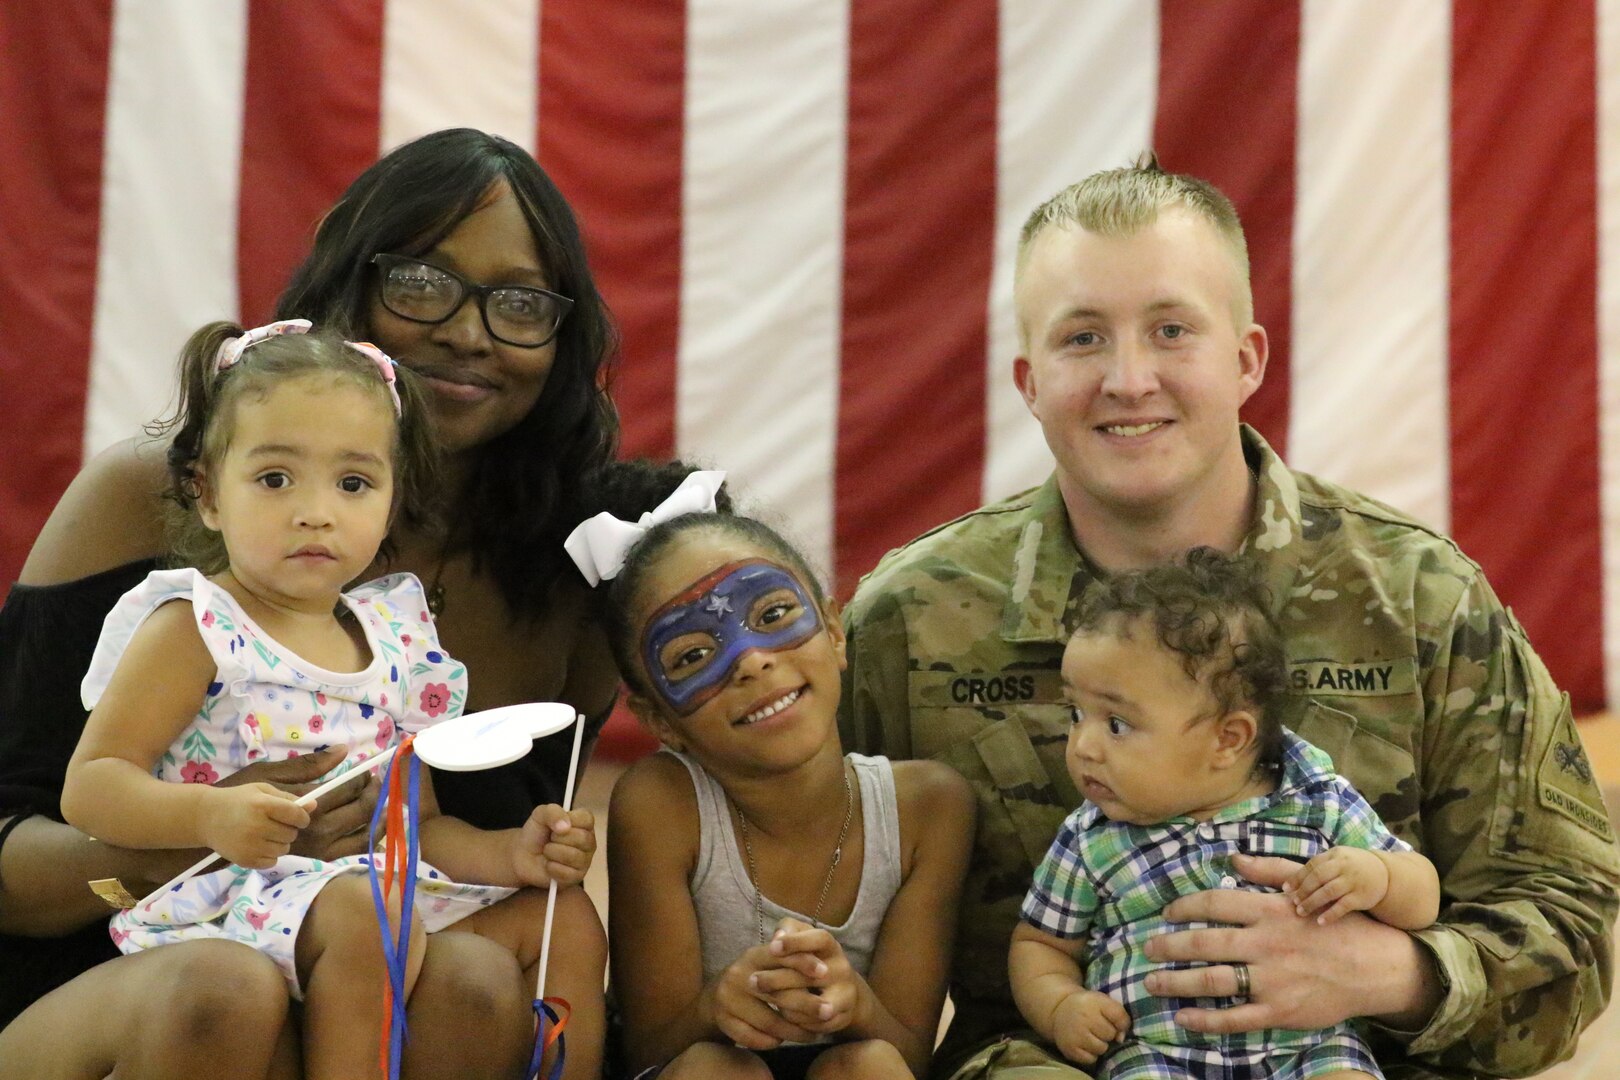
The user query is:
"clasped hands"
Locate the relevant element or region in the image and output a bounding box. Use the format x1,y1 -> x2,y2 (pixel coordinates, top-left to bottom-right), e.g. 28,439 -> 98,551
708,917 -> 867,1051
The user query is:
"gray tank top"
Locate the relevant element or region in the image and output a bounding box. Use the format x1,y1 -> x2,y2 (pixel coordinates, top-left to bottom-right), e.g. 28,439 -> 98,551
666,750 -> 903,985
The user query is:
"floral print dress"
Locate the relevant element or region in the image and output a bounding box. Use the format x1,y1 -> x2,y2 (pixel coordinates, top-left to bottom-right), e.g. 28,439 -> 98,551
80,569 -> 515,995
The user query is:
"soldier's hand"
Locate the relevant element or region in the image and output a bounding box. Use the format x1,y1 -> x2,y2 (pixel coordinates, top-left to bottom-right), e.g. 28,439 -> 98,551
1141,853 -> 1439,1034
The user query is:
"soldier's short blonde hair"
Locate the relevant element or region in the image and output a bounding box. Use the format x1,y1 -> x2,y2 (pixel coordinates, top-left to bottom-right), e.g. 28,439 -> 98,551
1016,154 -> 1254,326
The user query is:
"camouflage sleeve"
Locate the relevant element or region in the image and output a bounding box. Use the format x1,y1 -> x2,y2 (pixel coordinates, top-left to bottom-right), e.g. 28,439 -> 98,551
1392,570 -> 1619,1074
838,584 -> 915,761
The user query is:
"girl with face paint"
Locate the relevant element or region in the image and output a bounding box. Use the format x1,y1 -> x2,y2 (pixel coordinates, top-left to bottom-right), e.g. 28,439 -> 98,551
570,498 -> 975,1080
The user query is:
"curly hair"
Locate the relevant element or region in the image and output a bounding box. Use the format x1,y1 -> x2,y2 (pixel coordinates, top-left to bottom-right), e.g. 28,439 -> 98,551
152,321 -> 440,574
1075,547 -> 1286,770
275,128 -> 618,619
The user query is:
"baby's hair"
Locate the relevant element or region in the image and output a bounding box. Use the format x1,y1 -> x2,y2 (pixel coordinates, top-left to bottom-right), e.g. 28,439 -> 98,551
1074,547 -> 1286,771
150,320 -> 441,573
580,463 -> 832,703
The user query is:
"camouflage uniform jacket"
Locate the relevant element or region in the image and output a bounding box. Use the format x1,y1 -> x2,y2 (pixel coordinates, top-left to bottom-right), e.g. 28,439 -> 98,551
839,426 -> 1619,1079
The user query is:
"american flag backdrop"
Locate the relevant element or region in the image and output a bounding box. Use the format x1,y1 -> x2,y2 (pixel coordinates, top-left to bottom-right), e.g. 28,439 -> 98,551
2,0 -> 1618,720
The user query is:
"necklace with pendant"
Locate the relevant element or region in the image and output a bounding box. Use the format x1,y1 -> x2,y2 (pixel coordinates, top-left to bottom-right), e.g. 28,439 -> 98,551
733,761 -> 855,945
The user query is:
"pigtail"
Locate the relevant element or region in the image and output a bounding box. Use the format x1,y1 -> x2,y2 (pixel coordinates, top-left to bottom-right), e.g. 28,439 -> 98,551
150,321 -> 244,509
144,322 -> 245,572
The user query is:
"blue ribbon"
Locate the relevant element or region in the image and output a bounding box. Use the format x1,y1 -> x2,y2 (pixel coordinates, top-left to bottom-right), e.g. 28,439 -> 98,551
527,999 -> 567,1080
367,751 -> 421,1080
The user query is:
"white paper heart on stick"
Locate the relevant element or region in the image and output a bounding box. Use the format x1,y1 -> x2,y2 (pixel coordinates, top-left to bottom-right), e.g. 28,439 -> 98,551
412,701 -> 577,771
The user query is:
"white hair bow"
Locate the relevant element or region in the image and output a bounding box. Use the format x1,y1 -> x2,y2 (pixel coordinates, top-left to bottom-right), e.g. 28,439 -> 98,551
564,470 -> 726,586
214,318 -> 313,370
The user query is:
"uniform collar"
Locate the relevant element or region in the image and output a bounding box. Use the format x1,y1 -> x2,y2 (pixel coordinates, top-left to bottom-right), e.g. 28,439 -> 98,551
1001,425 -> 1302,644
1075,729 -> 1332,830
998,474 -> 1101,644
1232,424 -> 1306,625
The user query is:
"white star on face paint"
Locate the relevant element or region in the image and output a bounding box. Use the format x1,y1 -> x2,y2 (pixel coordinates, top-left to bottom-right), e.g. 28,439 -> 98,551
705,593 -> 734,616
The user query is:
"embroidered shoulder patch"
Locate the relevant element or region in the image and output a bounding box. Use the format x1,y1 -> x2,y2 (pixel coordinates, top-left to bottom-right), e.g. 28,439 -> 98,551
1538,714 -> 1614,844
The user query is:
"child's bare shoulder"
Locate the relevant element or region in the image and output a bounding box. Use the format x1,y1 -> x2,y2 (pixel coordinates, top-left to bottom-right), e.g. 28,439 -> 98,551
608,753 -> 702,876
890,758 -> 974,813
889,758 -> 975,859
124,596 -> 211,658
610,752 -> 700,827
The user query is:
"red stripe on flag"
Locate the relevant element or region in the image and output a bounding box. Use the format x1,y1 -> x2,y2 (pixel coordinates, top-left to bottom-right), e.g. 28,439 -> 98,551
237,2 -> 385,326
539,1 -> 686,462
0,0 -> 114,595
1154,0 -> 1298,458
836,0 -> 998,595
1450,1 -> 1603,712
540,3 -> 687,763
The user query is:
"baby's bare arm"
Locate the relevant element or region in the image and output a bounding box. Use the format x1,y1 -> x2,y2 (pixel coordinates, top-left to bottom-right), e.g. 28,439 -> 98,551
1009,922 -> 1129,1065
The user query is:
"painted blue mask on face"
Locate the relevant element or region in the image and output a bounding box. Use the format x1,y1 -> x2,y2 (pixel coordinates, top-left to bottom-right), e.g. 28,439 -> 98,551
640,559 -> 822,716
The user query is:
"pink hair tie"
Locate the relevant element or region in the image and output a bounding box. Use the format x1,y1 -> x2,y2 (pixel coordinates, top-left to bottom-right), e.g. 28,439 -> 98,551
345,340 -> 403,416
213,318 -> 313,372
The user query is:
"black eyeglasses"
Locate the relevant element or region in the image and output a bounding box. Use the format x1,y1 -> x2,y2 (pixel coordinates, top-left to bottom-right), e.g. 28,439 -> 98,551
371,254 -> 573,348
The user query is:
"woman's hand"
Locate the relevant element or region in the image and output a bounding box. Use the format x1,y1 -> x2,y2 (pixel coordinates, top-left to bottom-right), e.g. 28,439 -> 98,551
217,746 -> 378,860
511,805 -> 596,887
748,918 -> 866,1036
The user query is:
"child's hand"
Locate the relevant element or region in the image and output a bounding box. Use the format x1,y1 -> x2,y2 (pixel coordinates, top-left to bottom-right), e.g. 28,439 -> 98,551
748,918 -> 862,1035
1051,988 -> 1129,1065
707,941 -> 818,1050
201,783 -> 310,870
511,804 -> 596,887
220,746 -> 378,860
1283,846 -> 1389,924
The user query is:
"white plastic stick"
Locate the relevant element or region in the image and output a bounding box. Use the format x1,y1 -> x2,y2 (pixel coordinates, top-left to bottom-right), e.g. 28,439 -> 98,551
534,712 -> 587,1004
133,744 -> 401,911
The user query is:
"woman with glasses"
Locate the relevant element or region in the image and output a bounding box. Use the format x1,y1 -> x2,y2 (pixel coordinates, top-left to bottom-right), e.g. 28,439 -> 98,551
0,128 -> 618,1079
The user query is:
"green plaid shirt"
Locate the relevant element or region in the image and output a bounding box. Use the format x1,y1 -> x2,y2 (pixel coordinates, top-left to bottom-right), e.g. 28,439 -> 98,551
1020,730 -> 1407,1072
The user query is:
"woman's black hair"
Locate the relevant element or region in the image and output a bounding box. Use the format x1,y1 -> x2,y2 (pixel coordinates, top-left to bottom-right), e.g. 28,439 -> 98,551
1074,547 -> 1287,772
576,462 -> 831,702
275,128 -> 618,618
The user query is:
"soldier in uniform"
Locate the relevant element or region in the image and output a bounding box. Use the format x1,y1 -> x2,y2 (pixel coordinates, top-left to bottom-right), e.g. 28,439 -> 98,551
838,159 -> 1620,1079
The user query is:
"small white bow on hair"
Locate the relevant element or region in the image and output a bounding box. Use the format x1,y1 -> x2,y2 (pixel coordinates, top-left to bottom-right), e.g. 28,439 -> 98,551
214,319 -> 313,371
564,470 -> 726,586
213,319 -> 402,415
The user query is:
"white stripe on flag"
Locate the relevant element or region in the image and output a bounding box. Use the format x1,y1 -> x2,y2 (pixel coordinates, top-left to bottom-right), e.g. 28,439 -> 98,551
86,1 -> 249,458
678,0 -> 850,576
1290,0 -> 1451,530
986,0 -> 1160,503
381,0 -> 539,155
1600,0 -> 1620,709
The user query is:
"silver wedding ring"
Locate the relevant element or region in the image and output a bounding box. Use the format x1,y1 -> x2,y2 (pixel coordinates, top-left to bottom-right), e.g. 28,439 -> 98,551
1233,961 -> 1252,999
